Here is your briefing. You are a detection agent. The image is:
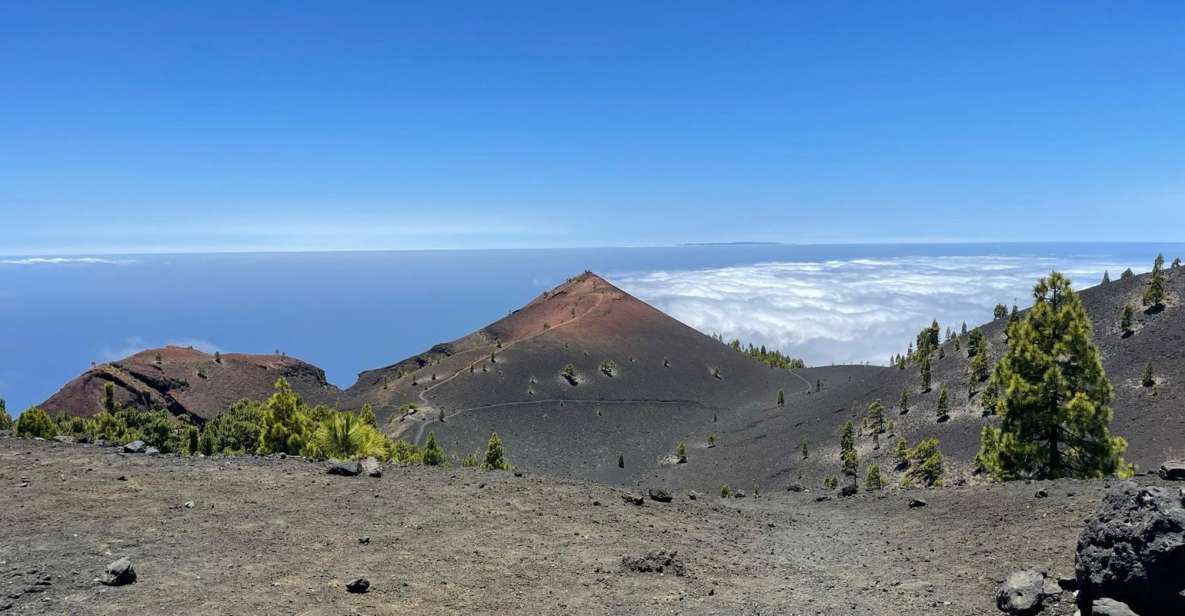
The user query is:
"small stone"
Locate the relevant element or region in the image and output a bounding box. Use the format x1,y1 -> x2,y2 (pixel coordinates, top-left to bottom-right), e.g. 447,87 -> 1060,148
98,557 -> 136,586
345,578 -> 370,593
647,488 -> 673,503
327,460 -> 362,476
144,446 -> 160,455
908,497 -> 928,508
621,493 -> 644,506
358,537 -> 370,545
53,435 -> 75,444
995,569 -> 1053,616
183,501 -> 195,509
1158,460 -> 1185,481
359,457 -> 382,478
122,440 -> 146,454
1035,488 -> 1048,498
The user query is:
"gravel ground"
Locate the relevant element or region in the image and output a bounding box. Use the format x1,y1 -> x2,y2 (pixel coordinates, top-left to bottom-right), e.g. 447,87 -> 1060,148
0,437 -> 1133,615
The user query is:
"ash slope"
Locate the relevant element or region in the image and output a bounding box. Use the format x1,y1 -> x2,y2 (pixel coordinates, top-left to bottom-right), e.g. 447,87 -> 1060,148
0,436 -> 1116,615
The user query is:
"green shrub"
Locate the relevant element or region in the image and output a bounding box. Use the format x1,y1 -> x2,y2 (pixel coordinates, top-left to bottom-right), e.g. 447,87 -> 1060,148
310,411 -> 387,460
675,442 -> 686,461
256,378 -> 313,456
823,475 -> 838,490
903,438 -> 944,487
865,463 -> 885,490
0,399 -> 12,431
720,484 -> 732,498
202,400 -> 264,454
17,408 -> 57,439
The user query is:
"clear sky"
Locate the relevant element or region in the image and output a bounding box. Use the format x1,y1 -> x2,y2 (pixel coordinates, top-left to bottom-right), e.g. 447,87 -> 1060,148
3,2 -> 1183,255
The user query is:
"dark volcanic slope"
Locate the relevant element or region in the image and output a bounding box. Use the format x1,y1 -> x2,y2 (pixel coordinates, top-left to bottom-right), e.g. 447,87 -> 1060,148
40,346 -> 339,422
37,266 -> 1184,492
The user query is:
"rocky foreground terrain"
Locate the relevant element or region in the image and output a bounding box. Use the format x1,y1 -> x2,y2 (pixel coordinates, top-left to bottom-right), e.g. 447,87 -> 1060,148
3,436 -> 1178,615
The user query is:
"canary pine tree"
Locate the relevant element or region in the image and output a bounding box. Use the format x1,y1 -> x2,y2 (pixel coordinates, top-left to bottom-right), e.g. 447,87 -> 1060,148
975,273 -> 1130,479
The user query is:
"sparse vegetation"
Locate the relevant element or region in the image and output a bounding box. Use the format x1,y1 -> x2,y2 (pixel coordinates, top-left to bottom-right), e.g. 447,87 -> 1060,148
800,438 -> 808,460
1121,304 -> 1134,336
966,329 -> 985,357
840,421 -> 858,492
975,272 -> 1131,480
1142,362 -> 1155,388
675,442 -> 687,462
599,359 -> 617,377
898,389 -> 909,414
421,432 -> 446,466
712,334 -> 805,369
777,389 -> 784,408
993,304 -> 1008,320
0,399 -> 11,430
707,434 -> 716,448
823,475 -> 838,490
720,484 -> 732,498
1121,268 -> 1135,280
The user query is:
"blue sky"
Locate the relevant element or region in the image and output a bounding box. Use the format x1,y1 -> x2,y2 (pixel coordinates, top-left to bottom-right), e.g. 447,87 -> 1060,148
3,2 -> 1183,255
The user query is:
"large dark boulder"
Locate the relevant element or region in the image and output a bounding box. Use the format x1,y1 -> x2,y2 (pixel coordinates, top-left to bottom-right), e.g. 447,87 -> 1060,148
327,460 -> 362,476
122,440 -> 146,454
1075,481 -> 1185,615
647,488 -> 673,503
1091,598 -> 1138,616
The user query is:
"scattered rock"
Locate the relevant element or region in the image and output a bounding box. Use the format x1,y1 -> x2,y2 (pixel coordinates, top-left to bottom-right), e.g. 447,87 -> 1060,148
814,495 -> 831,502
995,569 -> 1058,616
786,483 -> 804,493
1158,460 -> 1185,481
345,578 -> 370,593
687,490 -> 702,501
144,446 -> 160,455
1091,598 -> 1139,616
359,457 -> 382,478
1035,488 -> 1049,498
183,500 -> 195,509
621,493 -> 644,506
647,488 -> 673,503
52,435 -> 75,444
122,441 -> 146,454
1076,481 -> 1185,615
327,460 -> 362,477
840,485 -> 857,497
1056,575 -> 1077,591
622,551 -> 686,576
98,557 -> 136,586
908,497 -> 928,508
733,490 -> 747,499
358,536 -> 370,545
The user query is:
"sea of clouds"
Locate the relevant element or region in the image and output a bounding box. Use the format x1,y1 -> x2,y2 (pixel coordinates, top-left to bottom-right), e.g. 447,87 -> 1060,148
613,256 -> 1143,367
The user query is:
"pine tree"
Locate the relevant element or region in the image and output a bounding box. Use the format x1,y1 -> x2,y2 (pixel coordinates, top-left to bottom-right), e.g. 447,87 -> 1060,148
186,426 -> 200,455
256,378 -> 312,456
421,431 -> 445,466
15,408 -> 57,439
894,438 -> 910,468
1144,253 -> 1167,310
617,454 -> 624,468
899,389 -> 909,414
1174,257 -> 1182,269
993,304 -> 1008,320
975,272 -> 1130,480
936,387 -> 950,420
482,432 -> 510,470
866,400 -> 885,433
1120,304 -> 1134,337
800,438 -> 809,460
960,321 -> 968,336
103,382 -> 118,414
840,421 -> 858,491
1142,362 -> 1155,387
903,438 -> 944,487
919,357 -> 931,393
969,341 -> 991,391
676,442 -> 687,462
214,351 -> 222,364
777,389 -> 785,408
1101,270 -> 1110,284
967,330 -> 985,357
1121,268 -> 1135,280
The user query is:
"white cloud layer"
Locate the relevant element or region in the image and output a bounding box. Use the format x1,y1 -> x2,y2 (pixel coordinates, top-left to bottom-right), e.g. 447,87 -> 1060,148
1,257 -> 133,265
613,256 -> 1143,367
